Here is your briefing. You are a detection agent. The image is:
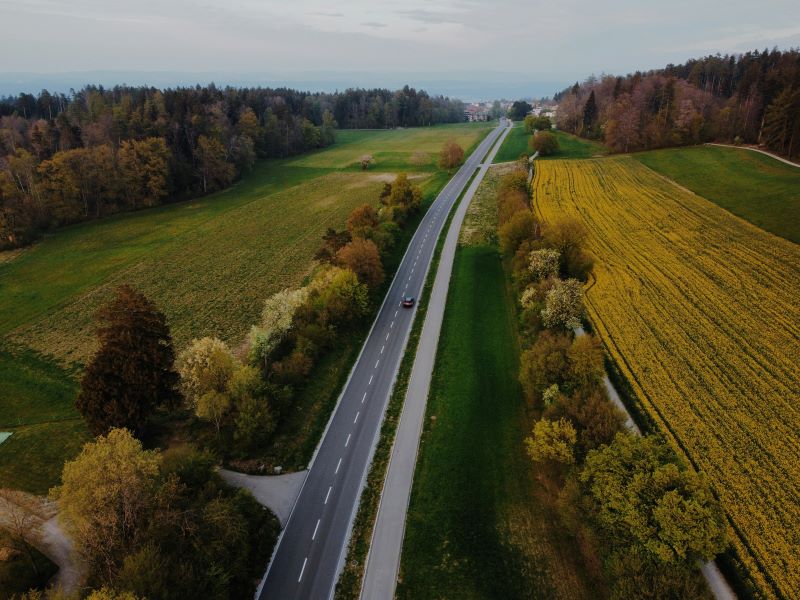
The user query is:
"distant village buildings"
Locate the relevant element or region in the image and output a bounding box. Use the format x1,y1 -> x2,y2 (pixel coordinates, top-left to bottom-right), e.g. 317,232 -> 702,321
464,102 -> 490,121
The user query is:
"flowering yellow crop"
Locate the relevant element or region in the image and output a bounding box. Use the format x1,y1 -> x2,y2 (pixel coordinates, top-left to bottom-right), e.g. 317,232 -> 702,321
532,157 -> 800,600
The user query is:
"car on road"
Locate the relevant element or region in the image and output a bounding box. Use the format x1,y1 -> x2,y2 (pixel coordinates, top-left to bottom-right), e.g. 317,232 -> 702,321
401,296 -> 415,308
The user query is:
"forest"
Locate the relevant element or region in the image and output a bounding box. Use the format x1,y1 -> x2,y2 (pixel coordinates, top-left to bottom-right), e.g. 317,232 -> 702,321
0,84 -> 465,249
556,48 -> 800,157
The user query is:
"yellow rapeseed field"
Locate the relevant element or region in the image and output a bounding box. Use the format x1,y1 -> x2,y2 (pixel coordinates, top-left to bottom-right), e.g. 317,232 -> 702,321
532,156 -> 800,599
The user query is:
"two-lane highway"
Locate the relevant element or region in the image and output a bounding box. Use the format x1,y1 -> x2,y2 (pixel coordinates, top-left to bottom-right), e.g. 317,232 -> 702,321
257,121 -> 508,600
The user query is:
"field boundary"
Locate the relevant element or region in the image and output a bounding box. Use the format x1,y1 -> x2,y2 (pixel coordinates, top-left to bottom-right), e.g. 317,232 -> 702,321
705,143 -> 800,168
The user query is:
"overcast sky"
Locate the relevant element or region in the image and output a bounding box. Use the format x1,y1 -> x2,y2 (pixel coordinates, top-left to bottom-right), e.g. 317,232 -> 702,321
2,0 -> 799,97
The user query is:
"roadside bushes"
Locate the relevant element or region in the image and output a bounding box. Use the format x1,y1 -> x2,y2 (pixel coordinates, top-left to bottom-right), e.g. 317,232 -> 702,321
51,429 -> 279,599
529,131 -> 560,156
494,164 -> 725,597
173,172 -> 425,460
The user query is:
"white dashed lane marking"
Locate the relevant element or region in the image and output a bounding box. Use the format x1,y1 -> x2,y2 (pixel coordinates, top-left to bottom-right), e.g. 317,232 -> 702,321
335,458 -> 342,474
298,557 -> 308,582
324,486 -> 332,504
312,519 -> 320,541
354,411 -> 360,424
345,433 -> 351,447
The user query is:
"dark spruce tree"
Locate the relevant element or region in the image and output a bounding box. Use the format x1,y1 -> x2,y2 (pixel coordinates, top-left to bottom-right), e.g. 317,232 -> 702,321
582,89 -> 598,136
76,285 -> 180,435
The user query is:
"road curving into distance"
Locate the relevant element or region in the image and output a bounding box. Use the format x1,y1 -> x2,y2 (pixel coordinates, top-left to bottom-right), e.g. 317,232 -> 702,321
257,119 -> 509,600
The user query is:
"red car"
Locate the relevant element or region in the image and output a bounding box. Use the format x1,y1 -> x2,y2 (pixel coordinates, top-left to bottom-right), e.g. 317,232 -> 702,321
401,296 -> 415,308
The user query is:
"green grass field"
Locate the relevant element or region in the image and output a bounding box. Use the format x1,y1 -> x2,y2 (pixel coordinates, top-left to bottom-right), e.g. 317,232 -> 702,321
397,170 -> 601,599
493,124 -> 530,163
0,122 -> 492,494
634,145 -> 800,243
543,130 -> 607,160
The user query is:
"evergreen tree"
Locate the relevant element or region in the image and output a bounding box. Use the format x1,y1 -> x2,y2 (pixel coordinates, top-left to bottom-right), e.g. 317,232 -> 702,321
76,285 -> 180,435
762,87 -> 800,159
582,90 -> 598,135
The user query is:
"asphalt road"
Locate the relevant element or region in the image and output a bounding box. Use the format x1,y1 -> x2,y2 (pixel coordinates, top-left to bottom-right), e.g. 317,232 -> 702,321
360,120 -> 512,599
257,120 -> 508,600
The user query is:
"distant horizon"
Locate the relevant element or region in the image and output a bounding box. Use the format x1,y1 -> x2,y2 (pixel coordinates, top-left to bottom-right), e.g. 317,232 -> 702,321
3,0 -> 798,102
0,69 -> 571,102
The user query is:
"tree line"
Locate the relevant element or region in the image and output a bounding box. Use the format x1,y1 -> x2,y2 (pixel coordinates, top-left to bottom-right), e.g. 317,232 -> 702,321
556,48 -> 800,158
494,164 -> 728,598
0,84 -> 465,249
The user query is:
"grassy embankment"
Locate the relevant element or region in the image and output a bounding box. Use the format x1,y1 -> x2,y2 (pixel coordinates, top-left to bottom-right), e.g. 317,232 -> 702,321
0,122 -> 492,493
494,126 -> 607,164
635,144 -> 800,243
396,165 -> 602,599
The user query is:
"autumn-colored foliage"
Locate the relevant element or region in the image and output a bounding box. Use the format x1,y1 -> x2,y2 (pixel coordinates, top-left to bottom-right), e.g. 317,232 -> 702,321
336,237 -> 385,289
76,285 -> 179,436
438,140 -> 465,169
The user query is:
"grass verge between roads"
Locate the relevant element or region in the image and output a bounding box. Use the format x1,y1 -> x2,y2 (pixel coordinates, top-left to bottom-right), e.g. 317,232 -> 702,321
334,165 -> 480,600
397,164 -> 601,599
634,144 -> 800,243
396,244 -> 599,600
493,124 -> 529,163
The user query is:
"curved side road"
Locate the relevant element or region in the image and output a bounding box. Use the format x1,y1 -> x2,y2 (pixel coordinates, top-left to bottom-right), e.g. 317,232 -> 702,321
257,121 -> 508,600
704,143 -> 800,168
360,122 -> 512,600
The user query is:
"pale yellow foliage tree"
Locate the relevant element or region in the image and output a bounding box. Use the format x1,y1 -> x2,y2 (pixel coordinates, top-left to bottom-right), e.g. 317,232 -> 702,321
525,418 -> 577,464
196,390 -> 232,434
86,588 -> 142,600
51,428 -> 160,580
248,288 -> 308,367
541,278 -> 584,330
528,248 -> 560,281
176,337 -> 236,407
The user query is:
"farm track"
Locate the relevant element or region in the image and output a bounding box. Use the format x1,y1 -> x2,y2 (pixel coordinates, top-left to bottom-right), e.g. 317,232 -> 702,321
532,157 -> 800,600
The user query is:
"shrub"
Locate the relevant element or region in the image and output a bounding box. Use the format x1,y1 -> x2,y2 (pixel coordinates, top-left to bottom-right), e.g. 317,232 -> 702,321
525,418 -> 576,464
439,141 -> 465,169
529,131 -> 560,156
176,337 -> 236,408
499,210 -> 538,257
336,237 -> 385,289
541,278 -> 584,330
